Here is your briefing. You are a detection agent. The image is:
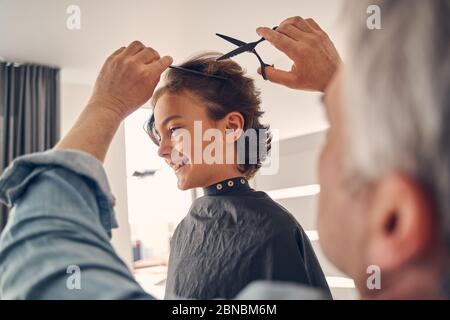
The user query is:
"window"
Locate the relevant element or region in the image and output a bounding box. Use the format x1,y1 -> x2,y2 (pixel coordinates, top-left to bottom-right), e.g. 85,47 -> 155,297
124,108 -> 192,298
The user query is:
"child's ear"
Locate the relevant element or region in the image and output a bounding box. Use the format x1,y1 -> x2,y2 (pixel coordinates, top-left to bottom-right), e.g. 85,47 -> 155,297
225,112 -> 244,131
224,112 -> 245,141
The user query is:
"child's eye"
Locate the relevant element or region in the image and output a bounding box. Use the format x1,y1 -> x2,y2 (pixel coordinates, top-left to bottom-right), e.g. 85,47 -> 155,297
169,127 -> 182,137
150,128 -> 161,145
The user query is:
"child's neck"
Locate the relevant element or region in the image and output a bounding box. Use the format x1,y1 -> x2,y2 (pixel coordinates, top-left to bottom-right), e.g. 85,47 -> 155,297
204,166 -> 244,187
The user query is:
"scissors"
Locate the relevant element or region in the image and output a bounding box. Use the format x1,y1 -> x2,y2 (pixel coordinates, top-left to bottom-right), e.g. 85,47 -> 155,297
216,26 -> 278,80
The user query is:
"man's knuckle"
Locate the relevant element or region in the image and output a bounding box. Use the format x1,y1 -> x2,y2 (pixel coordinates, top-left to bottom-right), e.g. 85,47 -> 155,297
272,31 -> 283,41
113,55 -> 125,66
303,34 -> 316,45
315,29 -> 325,37
293,16 -> 303,24
130,40 -> 143,47
123,57 -> 133,65
107,57 -> 123,68
152,49 -> 161,58
125,59 -> 140,71
279,19 -> 291,28
277,24 -> 288,33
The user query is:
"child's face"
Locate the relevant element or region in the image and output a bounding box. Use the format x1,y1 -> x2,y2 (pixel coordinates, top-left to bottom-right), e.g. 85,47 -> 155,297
153,91 -> 237,190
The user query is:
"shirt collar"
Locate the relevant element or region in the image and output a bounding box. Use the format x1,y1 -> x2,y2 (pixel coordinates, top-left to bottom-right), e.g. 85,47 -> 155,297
203,177 -> 251,196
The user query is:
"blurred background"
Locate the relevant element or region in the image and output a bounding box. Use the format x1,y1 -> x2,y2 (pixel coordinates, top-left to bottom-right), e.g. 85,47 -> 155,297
0,0 -> 357,299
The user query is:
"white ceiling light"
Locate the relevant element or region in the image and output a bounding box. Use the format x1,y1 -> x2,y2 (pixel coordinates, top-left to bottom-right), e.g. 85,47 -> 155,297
266,184 -> 320,200
326,277 -> 356,288
305,230 -> 319,241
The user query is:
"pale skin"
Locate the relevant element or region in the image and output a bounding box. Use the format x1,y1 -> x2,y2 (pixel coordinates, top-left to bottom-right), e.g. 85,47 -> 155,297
57,17 -> 446,299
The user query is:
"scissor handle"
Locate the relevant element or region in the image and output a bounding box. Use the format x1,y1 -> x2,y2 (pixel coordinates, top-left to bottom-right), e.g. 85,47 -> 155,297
260,63 -> 275,81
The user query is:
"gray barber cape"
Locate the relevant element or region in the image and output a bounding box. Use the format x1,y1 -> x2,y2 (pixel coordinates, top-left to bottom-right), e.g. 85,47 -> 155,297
165,177 -> 332,299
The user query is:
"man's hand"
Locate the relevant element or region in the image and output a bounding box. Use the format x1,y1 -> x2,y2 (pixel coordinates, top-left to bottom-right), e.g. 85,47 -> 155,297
257,17 -> 341,92
89,41 -> 173,119
56,41 -> 172,162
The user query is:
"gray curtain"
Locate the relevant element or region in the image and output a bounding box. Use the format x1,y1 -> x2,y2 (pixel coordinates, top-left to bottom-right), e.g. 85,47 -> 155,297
0,62 -> 60,232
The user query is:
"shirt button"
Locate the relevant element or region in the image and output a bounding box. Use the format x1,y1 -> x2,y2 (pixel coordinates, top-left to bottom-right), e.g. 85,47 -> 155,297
216,184 -> 223,190
227,181 -> 234,187
240,179 -> 246,184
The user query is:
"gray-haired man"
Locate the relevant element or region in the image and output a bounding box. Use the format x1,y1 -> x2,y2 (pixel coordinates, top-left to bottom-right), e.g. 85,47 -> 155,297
1,0 -> 449,299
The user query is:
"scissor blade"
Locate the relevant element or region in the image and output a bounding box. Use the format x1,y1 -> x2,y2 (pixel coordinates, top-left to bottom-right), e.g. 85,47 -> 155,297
216,33 -> 247,47
216,43 -> 255,61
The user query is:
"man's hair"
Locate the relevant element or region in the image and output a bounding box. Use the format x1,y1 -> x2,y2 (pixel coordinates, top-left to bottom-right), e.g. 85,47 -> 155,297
344,0 -> 450,292
146,52 -> 271,179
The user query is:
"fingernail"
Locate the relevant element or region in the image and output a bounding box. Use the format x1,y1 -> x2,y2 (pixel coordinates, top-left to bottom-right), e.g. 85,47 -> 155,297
256,27 -> 263,34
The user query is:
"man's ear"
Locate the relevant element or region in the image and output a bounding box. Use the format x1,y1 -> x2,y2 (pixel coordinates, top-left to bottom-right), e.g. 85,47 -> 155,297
224,112 -> 245,142
366,173 -> 437,272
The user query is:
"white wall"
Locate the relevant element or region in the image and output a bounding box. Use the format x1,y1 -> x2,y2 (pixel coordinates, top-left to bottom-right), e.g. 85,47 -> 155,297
60,82 -> 133,268
124,109 -> 192,261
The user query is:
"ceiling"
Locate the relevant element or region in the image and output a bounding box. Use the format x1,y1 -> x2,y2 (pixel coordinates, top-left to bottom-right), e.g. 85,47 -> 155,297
0,0 -> 347,139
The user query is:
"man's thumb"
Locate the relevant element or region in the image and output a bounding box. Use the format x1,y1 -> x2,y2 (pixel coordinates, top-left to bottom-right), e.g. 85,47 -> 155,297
261,66 -> 295,87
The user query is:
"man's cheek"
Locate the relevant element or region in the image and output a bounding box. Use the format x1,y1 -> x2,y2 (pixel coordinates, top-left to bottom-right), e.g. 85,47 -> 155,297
317,144 -> 339,232
318,144 -> 334,185
318,146 -> 327,180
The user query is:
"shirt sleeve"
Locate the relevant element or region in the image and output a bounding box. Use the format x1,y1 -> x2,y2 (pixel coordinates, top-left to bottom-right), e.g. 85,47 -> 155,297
0,149 -> 152,299
235,281 -> 327,300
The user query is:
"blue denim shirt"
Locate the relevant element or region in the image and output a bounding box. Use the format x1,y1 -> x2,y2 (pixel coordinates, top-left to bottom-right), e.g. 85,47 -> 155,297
0,150 -> 326,300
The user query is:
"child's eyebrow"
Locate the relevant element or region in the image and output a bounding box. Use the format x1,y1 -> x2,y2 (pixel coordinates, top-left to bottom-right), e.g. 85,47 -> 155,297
161,115 -> 183,127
